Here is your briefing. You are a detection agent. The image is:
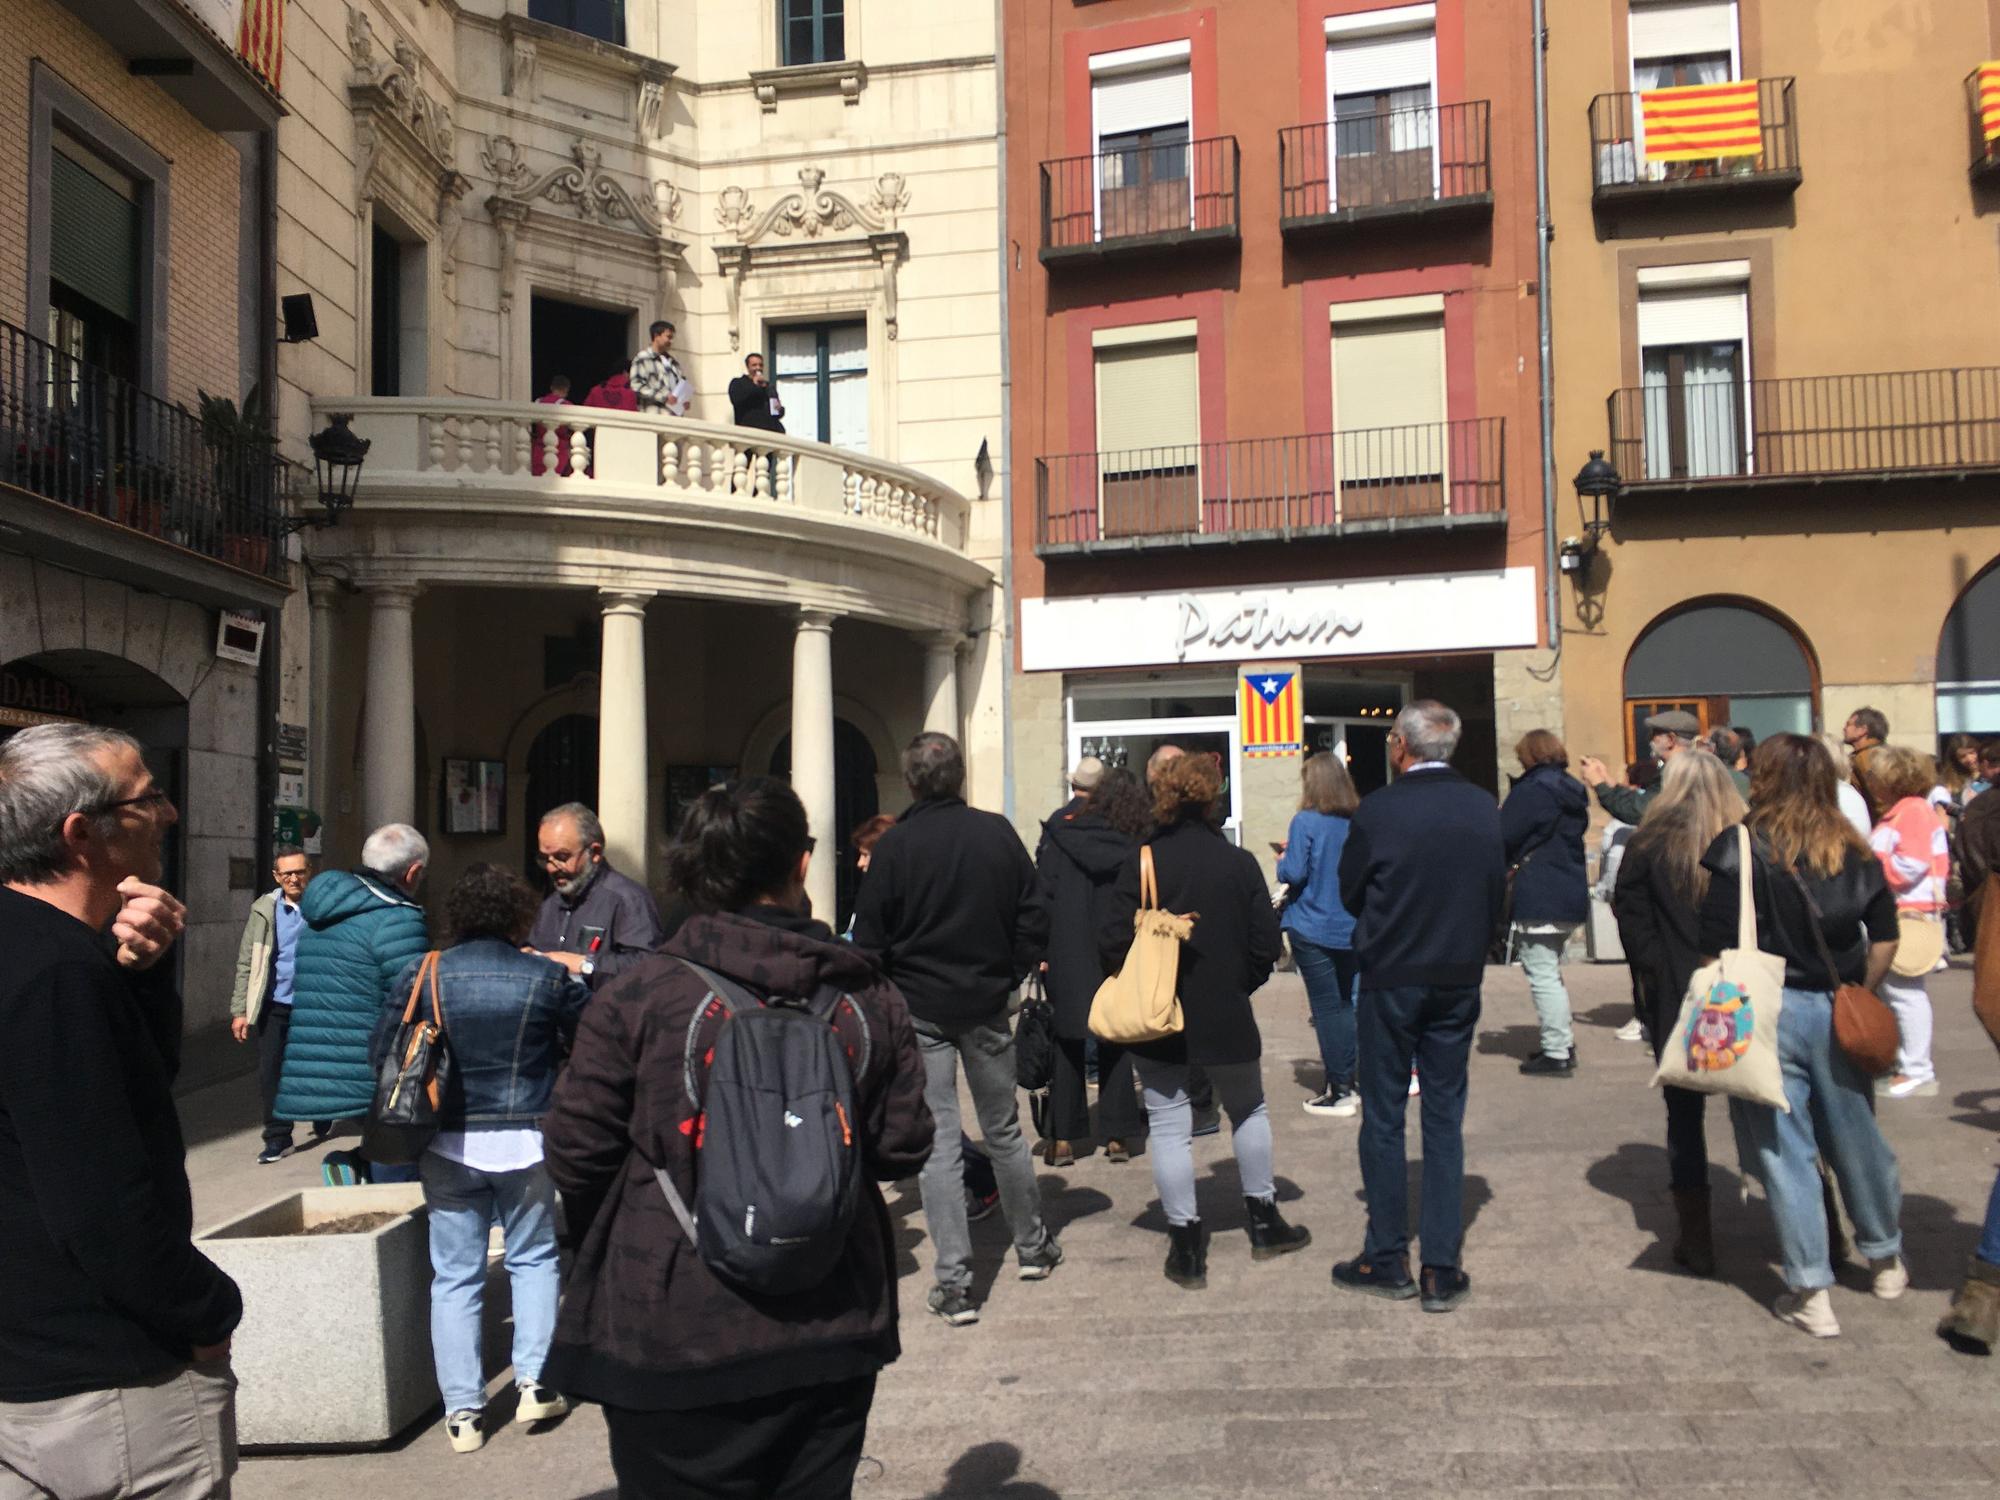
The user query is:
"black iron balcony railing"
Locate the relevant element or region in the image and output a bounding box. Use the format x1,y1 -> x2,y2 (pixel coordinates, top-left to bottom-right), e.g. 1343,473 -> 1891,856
1966,67 -> 2000,181
1279,101 -> 1492,233
0,319 -> 288,577
1040,135 -> 1240,262
1035,417 -> 1504,553
1607,368 -> 2000,486
1588,77 -> 1800,202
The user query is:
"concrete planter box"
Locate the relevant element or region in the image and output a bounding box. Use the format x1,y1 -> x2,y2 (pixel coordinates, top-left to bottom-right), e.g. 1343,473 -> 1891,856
197,1185 -> 437,1448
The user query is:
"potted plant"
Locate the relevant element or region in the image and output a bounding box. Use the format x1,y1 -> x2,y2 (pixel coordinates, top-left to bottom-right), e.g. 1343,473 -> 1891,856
199,384 -> 279,560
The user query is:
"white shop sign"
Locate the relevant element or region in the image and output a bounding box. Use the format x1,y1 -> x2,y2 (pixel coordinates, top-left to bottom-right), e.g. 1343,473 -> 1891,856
1019,566 -> 1538,672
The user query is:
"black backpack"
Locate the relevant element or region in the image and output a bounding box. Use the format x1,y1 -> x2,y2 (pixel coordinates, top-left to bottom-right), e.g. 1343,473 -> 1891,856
654,959 -> 871,1297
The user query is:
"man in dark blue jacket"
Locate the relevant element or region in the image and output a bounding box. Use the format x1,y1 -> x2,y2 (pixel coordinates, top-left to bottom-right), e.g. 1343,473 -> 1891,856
1333,700 -> 1504,1313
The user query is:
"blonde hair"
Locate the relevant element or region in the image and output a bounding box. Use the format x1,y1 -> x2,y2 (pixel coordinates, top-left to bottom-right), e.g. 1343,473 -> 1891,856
1299,752 -> 1359,816
1629,750 -> 1745,903
1861,744 -> 1936,809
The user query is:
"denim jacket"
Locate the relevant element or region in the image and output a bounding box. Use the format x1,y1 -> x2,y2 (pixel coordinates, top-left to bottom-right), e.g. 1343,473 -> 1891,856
373,938 -> 590,1127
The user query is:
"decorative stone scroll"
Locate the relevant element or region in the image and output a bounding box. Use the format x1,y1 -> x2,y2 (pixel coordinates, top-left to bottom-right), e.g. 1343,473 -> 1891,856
346,7 -> 457,216
481,136 -> 685,314
712,168 -> 911,349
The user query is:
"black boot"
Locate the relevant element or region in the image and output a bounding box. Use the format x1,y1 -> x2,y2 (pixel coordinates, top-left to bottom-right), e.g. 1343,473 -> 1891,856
1245,1196 -> 1312,1261
1165,1220 -> 1207,1290
1670,1187 -> 1715,1277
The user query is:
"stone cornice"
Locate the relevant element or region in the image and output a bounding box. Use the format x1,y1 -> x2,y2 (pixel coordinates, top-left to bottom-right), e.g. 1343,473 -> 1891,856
748,58 -> 867,112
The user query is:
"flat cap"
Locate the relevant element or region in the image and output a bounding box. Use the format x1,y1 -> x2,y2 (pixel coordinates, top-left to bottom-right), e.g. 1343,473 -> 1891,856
1645,709 -> 1702,737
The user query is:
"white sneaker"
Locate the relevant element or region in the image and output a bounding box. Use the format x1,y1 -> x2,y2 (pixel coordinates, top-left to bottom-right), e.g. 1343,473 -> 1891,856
515,1381 -> 570,1423
445,1409 -> 486,1453
1772,1288 -> 1841,1338
1302,1088 -> 1359,1118
1886,1075 -> 1939,1099
1408,1071 -> 1421,1098
1870,1256 -> 1909,1300
1615,1018 -> 1646,1043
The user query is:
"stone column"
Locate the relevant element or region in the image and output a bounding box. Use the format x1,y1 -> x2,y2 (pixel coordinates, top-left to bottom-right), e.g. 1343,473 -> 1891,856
919,630 -> 962,739
307,576 -> 340,814
792,609 -> 838,921
597,591 -> 654,883
360,582 -> 419,831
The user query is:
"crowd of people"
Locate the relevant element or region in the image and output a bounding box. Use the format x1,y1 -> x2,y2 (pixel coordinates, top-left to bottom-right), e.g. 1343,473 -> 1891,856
2,696 -> 1997,1497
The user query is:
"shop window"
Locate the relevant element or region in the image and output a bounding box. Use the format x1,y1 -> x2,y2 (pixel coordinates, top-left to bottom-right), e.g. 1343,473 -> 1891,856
1330,307 -> 1445,518
529,0 -> 626,47
1624,602 -> 1815,760
1092,330 -> 1199,537
781,0 -> 844,66
1636,269 -> 1749,479
1938,560 -> 2000,735
1325,7 -> 1437,208
1091,51 -> 1193,239
773,321 -> 868,451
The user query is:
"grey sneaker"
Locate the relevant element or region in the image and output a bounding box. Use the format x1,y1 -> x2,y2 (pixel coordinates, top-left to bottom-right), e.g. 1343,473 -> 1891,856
1017,1231 -> 1064,1281
445,1408 -> 486,1453
927,1284 -> 978,1326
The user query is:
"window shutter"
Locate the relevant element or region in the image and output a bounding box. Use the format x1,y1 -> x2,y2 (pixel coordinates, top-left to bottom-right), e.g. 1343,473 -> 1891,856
50,149 -> 140,322
1092,66 -> 1191,139
1327,28 -> 1435,96
1636,287 -> 1747,347
1095,340 -> 1198,460
1628,0 -> 1737,63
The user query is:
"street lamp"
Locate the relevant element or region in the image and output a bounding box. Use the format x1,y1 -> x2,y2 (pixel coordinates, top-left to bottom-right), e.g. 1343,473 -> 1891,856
1560,449 -> 1621,574
287,413 -> 371,533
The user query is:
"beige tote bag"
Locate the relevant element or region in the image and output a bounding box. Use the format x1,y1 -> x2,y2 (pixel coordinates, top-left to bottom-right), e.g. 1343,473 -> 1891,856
1088,846 -> 1194,1045
1652,826 -> 1790,1112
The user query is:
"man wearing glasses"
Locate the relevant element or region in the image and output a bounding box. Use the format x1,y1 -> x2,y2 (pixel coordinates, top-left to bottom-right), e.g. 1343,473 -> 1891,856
229,844 -> 331,1163
526,802 -> 663,987
0,723 -> 242,1497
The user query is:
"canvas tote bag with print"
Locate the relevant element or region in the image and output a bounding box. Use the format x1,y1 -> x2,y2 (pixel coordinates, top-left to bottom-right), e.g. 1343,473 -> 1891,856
1089,845 -> 1194,1045
1652,826 -> 1789,1112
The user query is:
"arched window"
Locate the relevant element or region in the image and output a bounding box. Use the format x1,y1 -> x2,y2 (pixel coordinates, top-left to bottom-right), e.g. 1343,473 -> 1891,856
1623,601 -> 1816,759
1938,558 -> 2000,736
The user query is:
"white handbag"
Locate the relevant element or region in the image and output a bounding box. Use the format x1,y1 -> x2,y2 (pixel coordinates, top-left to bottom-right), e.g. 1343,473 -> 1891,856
1652,826 -> 1790,1112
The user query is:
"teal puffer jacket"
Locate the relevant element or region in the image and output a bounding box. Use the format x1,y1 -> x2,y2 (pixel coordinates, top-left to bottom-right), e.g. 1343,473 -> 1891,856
275,871 -> 430,1122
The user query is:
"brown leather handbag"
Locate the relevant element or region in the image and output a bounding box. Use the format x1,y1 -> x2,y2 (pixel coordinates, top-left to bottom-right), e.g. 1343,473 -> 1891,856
1786,869 -> 1898,1077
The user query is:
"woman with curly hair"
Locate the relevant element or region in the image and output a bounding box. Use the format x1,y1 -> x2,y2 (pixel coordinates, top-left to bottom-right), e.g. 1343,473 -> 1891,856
371,862 -> 590,1454
1099,752 -> 1309,1290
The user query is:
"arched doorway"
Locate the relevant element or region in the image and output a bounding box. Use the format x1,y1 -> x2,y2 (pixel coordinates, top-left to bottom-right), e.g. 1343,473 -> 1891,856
0,649 -> 189,894
1623,601 -> 1818,760
521,713 -> 598,885
770,718 -> 880,929
1938,558 -> 2000,738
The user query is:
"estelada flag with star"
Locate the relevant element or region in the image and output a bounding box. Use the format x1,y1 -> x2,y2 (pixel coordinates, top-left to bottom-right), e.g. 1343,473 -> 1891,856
1239,664 -> 1303,758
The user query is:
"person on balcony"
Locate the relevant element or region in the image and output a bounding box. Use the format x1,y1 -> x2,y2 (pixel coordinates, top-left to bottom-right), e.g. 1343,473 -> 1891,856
530,374 -> 574,477
728,352 -> 785,434
629,320 -> 690,417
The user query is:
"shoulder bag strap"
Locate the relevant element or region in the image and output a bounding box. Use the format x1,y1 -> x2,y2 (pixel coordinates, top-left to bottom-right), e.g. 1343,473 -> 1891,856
401,951 -> 440,1025
652,1163 -> 701,1247
1780,863 -> 1850,993
1735,826 -> 1757,953
1140,845 -> 1159,912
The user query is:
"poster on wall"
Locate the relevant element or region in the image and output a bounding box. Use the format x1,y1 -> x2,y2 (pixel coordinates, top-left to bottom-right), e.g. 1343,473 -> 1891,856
1239,663 -> 1303,758
273,805 -> 323,857
442,758 -> 506,835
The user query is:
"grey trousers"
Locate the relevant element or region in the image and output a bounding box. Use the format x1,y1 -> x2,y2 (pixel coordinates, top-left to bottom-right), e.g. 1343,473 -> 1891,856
914,1011 -> 1048,1292
1133,1058 -> 1274,1226
0,1361 -> 236,1499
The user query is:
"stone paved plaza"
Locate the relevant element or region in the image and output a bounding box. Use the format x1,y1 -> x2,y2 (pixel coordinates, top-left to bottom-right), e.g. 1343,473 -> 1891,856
185,959 -> 2000,1499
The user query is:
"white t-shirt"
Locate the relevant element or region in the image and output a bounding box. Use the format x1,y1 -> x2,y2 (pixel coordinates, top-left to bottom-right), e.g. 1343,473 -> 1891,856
1835,780 -> 1871,840
428,1128 -> 543,1173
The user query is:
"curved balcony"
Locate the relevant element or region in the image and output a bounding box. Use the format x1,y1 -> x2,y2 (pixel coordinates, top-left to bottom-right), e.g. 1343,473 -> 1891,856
307,397 -> 986,630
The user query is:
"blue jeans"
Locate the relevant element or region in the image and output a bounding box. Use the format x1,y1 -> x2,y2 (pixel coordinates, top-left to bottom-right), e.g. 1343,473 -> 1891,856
1980,1170 -> 2000,1266
419,1151 -> 562,1412
1514,925 -> 1577,1058
1292,937 -> 1357,1092
1729,987 -> 1903,1291
1356,983 -> 1481,1270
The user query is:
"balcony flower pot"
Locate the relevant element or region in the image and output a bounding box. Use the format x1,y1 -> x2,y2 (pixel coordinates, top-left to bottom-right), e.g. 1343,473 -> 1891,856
115,486 -> 165,536
194,1184 -> 437,1448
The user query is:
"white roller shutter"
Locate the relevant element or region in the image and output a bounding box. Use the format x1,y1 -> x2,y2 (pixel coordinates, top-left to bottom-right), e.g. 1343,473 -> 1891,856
1629,0 -> 1737,63
1332,316 -> 1444,481
1636,287 -> 1747,348
1095,340 -> 1198,459
1327,28 -> 1435,96
1093,66 -> 1191,140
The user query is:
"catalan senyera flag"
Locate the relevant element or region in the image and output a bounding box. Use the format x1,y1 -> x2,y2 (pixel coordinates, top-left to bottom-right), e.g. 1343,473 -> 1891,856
1978,62 -> 2000,143
238,0 -> 284,94
1239,665 -> 1303,758
1640,78 -> 1762,162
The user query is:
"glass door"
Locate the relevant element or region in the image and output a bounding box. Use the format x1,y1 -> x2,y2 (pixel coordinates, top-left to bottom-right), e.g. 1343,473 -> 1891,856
1305,716 -> 1393,796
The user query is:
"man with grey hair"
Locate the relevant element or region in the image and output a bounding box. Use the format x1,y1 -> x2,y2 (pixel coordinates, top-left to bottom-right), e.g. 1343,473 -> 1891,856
1334,700 -> 1504,1313
276,822 -> 431,1181
0,724 -> 243,1496
526,802 -> 662,987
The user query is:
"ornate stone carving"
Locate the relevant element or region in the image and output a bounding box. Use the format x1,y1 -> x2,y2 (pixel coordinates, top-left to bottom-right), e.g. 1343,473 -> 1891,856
486,197 -> 530,311
637,78 -> 666,139
715,165 -> 911,244
749,59 -> 867,113
508,36 -> 538,100
870,172 -> 909,229
436,173 -> 470,282
484,136 -> 665,234
346,7 -> 457,221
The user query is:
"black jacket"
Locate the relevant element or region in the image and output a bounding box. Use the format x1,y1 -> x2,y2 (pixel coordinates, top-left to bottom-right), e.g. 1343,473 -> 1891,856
0,888 -> 243,1401
1611,836 -> 1709,1055
1698,831 -> 1898,989
728,375 -> 785,433
1034,812 -> 1138,1038
1500,763 -> 1591,925
1097,819 -> 1281,1066
529,862 -> 664,988
851,797 -> 1049,1026
1338,766 -> 1506,991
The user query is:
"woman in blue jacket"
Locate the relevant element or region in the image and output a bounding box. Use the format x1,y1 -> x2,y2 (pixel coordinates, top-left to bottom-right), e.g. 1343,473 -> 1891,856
1501,730 -> 1592,1076
1276,753 -> 1363,1117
